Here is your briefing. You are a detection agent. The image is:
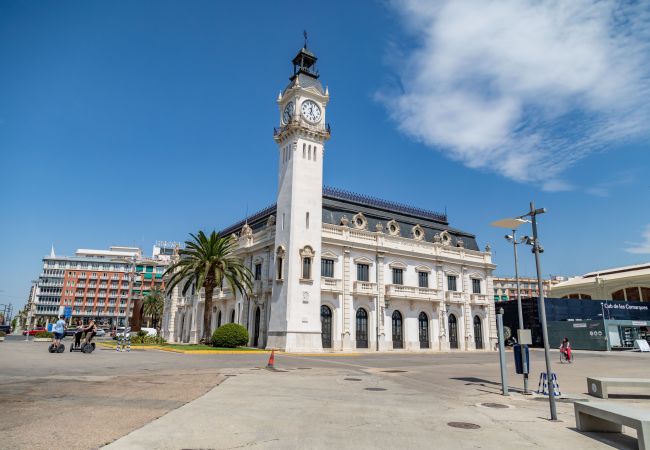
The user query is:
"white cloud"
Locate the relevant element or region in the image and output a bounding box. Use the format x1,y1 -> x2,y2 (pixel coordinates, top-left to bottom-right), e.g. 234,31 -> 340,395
625,224 -> 650,254
380,0 -> 650,186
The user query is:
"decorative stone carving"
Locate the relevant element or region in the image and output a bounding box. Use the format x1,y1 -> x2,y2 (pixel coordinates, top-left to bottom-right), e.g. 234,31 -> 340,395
299,245 -> 315,258
386,219 -> 400,236
375,222 -> 384,232
440,231 -> 451,246
433,233 -> 442,244
352,212 -> 367,230
485,243 -> 491,252
276,245 -> 286,258
241,223 -> 253,237
340,215 -> 349,226
266,215 -> 276,227
412,224 -> 425,241
456,238 -> 464,248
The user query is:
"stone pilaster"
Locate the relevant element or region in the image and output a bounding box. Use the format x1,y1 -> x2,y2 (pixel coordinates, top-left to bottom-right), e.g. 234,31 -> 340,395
342,247 -> 352,350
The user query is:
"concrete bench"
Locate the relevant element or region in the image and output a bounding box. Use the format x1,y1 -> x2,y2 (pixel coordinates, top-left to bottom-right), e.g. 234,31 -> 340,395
587,377 -> 650,399
574,402 -> 650,450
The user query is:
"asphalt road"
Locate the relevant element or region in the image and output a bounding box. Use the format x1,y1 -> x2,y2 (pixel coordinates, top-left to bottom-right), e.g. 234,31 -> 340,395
1,338 -> 648,450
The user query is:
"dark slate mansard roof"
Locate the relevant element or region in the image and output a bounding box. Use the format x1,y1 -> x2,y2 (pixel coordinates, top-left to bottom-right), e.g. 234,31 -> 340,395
219,187 -> 480,251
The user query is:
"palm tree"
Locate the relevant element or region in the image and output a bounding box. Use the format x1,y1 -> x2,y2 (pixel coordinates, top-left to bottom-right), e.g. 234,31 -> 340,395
164,231 -> 252,342
142,288 -> 165,329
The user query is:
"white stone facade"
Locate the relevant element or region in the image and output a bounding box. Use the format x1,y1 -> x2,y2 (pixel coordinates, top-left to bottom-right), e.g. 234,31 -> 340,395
162,46 -> 497,352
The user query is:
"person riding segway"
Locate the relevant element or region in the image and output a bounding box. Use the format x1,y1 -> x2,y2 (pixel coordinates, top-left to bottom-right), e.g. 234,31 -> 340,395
48,315 -> 66,353
81,320 -> 97,353
70,321 -> 85,352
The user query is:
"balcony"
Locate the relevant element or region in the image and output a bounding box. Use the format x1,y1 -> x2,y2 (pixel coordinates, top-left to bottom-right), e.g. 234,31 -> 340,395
321,277 -> 342,293
353,281 -> 377,296
445,291 -> 465,303
385,284 -> 442,301
471,294 -> 490,305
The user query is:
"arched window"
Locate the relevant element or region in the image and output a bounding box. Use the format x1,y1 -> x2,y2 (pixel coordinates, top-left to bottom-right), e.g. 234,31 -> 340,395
448,314 -> 458,349
473,316 -> 483,349
217,310 -> 222,328
392,310 -> 403,349
230,310 -> 235,323
356,308 -> 368,349
418,312 -> 429,348
321,305 -> 332,348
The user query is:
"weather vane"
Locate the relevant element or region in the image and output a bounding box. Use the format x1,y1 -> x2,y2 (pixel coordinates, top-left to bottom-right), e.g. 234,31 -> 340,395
303,30 -> 308,49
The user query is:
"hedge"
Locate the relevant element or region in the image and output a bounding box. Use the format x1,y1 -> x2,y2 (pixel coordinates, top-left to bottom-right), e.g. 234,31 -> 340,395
35,331 -> 53,338
211,323 -> 249,348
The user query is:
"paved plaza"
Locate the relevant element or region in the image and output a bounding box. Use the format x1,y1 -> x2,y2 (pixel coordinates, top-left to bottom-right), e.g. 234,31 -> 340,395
1,337 -> 648,449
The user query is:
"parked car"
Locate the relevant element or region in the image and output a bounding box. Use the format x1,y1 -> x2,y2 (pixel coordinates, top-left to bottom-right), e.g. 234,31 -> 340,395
111,326 -> 131,339
0,325 -> 11,334
22,327 -> 46,336
95,328 -> 106,337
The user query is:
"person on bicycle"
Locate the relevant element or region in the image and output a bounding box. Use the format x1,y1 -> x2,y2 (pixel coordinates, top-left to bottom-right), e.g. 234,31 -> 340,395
83,320 -> 97,345
52,315 -> 66,349
560,337 -> 571,361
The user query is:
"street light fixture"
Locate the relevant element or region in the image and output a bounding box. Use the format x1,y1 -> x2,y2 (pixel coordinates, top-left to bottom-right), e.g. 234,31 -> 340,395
492,202 -> 557,420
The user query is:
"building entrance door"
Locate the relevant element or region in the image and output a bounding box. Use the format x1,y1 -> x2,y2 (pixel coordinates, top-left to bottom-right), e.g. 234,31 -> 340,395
356,309 -> 368,348
253,307 -> 261,347
449,314 -> 458,349
321,305 -> 332,348
392,311 -> 403,349
418,312 -> 429,348
474,316 -> 483,349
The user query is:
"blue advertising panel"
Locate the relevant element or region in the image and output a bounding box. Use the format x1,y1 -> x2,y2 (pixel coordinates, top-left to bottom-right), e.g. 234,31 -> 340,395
64,306 -> 72,319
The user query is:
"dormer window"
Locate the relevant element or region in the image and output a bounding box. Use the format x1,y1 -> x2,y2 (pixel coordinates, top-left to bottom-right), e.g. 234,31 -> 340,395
387,219 -> 400,236
352,213 -> 367,230
412,225 -> 424,241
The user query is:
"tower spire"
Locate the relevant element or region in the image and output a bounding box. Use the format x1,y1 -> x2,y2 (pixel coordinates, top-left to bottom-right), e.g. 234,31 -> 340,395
303,30 -> 308,49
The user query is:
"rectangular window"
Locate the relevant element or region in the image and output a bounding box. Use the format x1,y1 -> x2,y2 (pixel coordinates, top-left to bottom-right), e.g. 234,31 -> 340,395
306,212 -> 309,229
357,264 -> 369,282
392,268 -> 403,285
277,257 -> 283,280
418,271 -> 429,288
472,279 -> 481,294
254,264 -> 262,281
321,259 -> 334,278
302,257 -> 312,279
447,275 -> 457,291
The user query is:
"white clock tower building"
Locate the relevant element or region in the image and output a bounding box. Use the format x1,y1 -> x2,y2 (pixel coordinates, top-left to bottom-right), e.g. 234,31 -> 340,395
267,45 -> 331,351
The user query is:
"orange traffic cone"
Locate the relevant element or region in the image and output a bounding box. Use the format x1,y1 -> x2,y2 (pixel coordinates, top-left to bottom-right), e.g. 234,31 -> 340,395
266,349 -> 275,369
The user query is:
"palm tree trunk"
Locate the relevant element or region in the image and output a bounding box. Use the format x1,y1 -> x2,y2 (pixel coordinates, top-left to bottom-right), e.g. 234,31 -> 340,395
203,285 -> 214,341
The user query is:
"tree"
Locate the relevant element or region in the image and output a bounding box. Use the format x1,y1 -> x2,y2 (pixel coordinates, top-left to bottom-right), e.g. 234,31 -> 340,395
164,231 -> 252,342
142,288 -> 165,329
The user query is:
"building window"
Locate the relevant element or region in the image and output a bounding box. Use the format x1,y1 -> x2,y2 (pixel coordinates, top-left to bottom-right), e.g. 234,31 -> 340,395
390,268 -> 402,285
321,259 -> 334,278
472,279 -> 481,294
447,275 -> 457,291
302,257 -> 312,280
418,271 -> 429,288
357,264 -> 369,282
306,212 -> 309,229
254,264 -> 262,281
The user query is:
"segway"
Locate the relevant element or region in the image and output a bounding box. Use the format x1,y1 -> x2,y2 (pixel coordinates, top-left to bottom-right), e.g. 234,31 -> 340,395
70,329 -> 95,353
48,342 -> 65,353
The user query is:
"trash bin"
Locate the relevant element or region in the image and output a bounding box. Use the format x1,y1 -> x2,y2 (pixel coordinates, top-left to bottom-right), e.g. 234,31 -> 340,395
513,344 -> 529,374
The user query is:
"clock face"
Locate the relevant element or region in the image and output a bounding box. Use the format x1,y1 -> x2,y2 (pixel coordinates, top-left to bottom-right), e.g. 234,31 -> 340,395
301,99 -> 322,123
282,102 -> 295,124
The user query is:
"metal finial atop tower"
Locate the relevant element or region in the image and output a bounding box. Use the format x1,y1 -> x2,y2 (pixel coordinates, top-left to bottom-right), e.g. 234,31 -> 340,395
303,30 -> 308,49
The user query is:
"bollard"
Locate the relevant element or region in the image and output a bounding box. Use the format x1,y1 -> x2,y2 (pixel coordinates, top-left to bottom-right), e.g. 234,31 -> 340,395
497,308 -> 509,396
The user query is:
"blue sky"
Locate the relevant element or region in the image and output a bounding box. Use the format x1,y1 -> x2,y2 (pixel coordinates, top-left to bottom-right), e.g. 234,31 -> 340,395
1,0 -> 649,310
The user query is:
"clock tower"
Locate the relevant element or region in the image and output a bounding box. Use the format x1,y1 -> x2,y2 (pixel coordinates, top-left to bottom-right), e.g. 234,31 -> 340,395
267,43 -> 330,351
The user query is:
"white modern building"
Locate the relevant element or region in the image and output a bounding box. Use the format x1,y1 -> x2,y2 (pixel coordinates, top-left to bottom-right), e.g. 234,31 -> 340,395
162,45 -> 497,352
550,263 -> 650,301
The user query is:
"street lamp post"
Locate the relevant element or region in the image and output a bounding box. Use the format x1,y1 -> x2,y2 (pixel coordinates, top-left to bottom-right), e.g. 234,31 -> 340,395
505,229 -> 529,394
492,202 -> 557,421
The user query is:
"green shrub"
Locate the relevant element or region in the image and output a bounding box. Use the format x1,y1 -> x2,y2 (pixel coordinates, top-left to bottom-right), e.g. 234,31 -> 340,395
35,331 -> 53,338
131,334 -> 166,345
0,331 -> 6,337
211,323 -> 249,348
136,330 -> 148,338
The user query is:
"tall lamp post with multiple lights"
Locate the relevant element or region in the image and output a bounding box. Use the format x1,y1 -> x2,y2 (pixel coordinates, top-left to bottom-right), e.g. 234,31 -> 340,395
493,202 -> 557,421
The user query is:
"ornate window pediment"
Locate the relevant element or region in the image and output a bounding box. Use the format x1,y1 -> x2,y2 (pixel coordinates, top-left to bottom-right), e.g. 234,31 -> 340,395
353,256 -> 373,265
299,245 -> 315,258
439,231 -> 452,246
352,213 -> 367,230
415,264 -> 432,273
389,260 -> 407,269
253,256 -> 264,265
412,224 -> 425,241
276,245 -> 286,258
241,223 -> 253,237
469,272 -> 484,280
387,219 -> 400,236
445,268 -> 460,277
321,250 -> 338,260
